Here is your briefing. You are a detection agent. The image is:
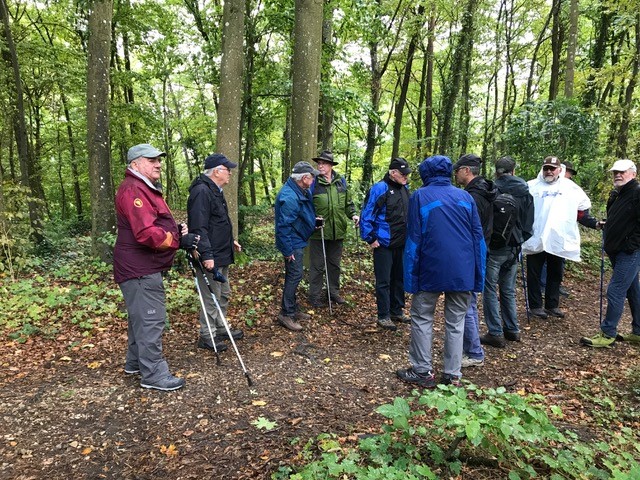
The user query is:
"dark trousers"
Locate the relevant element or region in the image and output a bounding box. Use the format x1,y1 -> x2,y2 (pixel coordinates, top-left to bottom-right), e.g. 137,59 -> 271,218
308,239 -> 343,299
527,252 -> 564,309
281,248 -> 304,316
373,245 -> 405,319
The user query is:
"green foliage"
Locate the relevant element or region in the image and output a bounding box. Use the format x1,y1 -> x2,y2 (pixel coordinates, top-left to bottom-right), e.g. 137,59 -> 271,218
252,416 -> 278,431
277,384 -> 640,479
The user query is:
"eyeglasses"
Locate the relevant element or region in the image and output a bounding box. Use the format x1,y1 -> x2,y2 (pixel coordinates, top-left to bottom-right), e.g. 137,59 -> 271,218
543,165 -> 558,171
217,167 -> 231,173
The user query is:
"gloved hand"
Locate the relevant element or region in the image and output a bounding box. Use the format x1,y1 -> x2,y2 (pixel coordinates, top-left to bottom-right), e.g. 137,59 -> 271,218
179,233 -> 199,250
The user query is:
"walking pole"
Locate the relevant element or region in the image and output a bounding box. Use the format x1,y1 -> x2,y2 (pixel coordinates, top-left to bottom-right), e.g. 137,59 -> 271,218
190,251 -> 254,386
520,250 -> 530,324
187,252 -> 221,366
320,224 -> 333,315
599,229 -> 605,325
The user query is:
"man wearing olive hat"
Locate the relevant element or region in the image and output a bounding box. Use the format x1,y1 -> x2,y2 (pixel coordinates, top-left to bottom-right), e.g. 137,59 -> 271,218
308,150 -> 359,307
275,161 -> 321,331
114,143 -> 199,391
360,157 -> 411,331
581,159 -> 640,347
187,153 -> 244,352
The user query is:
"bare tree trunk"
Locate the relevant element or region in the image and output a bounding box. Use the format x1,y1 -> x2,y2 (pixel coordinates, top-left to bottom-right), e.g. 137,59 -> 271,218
0,0 -> 44,242
290,0 -> 323,165
424,13 -> 435,154
616,13 -> 640,157
87,0 -> 116,261
564,0 -> 579,97
319,11 -> 334,151
583,7 -> 611,107
548,0 -> 564,101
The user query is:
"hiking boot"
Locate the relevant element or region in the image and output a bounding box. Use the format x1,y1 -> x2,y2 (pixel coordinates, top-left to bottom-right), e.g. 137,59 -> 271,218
197,336 -> 229,352
216,328 -> 244,341
618,333 -> 640,344
504,331 -> 521,342
308,297 -> 326,308
580,332 -> 616,348
391,314 -> 411,324
330,295 -> 347,305
396,367 -> 436,388
480,333 -> 506,348
295,311 -> 311,321
545,308 -> 565,318
559,286 -> 570,297
377,318 -> 397,331
124,367 -> 140,375
461,355 -> 484,368
278,314 -> 302,331
529,308 -> 548,319
141,375 -> 185,392
440,374 -> 462,387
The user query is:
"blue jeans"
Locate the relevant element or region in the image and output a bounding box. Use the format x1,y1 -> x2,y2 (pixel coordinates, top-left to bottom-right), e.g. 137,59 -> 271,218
483,247 -> 519,336
600,250 -> 640,337
281,248 -> 304,317
463,293 -> 484,360
373,245 -> 405,319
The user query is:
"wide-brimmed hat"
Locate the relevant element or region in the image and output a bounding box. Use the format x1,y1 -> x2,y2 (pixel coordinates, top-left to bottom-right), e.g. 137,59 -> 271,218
312,150 -> 338,165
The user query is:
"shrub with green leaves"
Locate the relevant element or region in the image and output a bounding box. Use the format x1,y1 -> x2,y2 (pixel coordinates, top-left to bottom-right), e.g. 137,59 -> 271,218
275,384 -> 640,479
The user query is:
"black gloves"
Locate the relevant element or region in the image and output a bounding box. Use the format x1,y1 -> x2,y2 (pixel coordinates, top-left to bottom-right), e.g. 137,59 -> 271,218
179,233 -> 199,250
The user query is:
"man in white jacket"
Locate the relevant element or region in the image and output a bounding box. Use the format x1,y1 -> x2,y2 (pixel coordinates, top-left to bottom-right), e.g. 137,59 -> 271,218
523,156 -> 601,319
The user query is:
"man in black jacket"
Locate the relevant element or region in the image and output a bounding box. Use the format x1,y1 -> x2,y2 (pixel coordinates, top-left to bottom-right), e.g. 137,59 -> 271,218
453,154 -> 497,367
187,153 -> 244,352
581,159 -> 640,347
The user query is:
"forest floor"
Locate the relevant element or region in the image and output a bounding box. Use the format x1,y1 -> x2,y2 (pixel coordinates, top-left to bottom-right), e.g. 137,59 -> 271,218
1,244 -> 640,479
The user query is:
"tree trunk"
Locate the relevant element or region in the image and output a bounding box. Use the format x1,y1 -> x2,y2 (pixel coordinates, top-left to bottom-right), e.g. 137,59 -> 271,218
564,0 -> 579,97
548,0 -> 564,101
87,0 -> 116,261
216,0 -> 244,235
526,8 -> 553,102
582,7 -> 611,108
439,0 -> 478,155
319,11 -> 334,151
0,0 -> 44,242
290,0 -> 324,166
616,13 -> 640,157
424,13 -> 435,154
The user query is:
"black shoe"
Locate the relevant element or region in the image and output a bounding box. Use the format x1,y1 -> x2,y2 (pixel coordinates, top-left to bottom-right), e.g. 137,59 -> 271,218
480,333 -> 506,348
529,308 -> 548,319
197,336 -> 228,352
308,297 -> 327,308
396,367 -> 436,388
440,374 -> 462,387
330,295 -> 347,305
559,286 -> 570,298
504,331 -> 521,342
545,308 -> 565,318
216,329 -> 244,341
390,314 -> 411,324
141,375 -> 185,391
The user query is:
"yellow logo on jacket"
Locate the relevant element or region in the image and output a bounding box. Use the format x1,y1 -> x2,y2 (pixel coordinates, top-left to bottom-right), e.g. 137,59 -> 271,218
134,198 -> 143,208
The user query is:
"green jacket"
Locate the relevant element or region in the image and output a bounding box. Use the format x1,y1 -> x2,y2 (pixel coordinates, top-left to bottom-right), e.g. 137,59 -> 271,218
310,172 -> 357,241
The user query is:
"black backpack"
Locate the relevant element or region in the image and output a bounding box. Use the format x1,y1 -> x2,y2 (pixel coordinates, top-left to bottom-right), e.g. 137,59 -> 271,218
491,192 -> 519,247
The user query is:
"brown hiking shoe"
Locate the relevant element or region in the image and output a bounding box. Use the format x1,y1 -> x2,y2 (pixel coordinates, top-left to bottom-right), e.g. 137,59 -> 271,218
278,314 -> 302,331
295,311 -> 311,321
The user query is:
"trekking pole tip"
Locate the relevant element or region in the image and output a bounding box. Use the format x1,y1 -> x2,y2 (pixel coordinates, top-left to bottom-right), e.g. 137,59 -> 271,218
245,372 -> 254,386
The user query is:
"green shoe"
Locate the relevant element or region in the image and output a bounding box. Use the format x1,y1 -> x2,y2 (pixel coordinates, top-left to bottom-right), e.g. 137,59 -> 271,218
580,332 -> 616,348
618,333 -> 640,344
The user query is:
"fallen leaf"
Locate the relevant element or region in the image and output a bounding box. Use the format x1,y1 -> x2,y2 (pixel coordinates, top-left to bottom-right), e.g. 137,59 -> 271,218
87,361 -> 102,369
60,356 -> 72,362
81,447 -> 92,455
160,444 -> 178,456
183,430 -> 194,437
252,400 -> 267,406
270,351 -> 284,357
323,358 -> 331,363
378,354 -> 391,360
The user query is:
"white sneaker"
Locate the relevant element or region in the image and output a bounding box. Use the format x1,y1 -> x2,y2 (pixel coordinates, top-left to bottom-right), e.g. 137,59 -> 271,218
461,355 -> 484,368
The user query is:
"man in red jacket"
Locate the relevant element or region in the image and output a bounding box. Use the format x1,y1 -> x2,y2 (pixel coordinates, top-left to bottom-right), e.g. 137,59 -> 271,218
114,143 -> 198,391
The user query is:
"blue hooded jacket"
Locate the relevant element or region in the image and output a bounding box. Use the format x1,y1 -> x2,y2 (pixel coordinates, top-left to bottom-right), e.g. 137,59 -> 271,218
274,177 -> 316,256
403,155 -> 486,293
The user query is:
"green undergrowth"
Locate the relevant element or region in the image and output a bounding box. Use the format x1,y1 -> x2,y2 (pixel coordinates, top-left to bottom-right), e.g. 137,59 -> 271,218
274,384 -> 640,479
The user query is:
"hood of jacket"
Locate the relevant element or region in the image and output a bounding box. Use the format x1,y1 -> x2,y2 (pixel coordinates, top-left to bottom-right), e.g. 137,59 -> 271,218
495,174 -> 530,198
419,155 -> 453,186
466,176 -> 498,203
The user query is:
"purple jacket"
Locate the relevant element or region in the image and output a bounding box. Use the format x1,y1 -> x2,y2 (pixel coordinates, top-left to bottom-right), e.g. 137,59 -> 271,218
113,169 -> 179,284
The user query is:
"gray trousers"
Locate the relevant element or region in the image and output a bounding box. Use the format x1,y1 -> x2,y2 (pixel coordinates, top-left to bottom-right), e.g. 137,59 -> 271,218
120,273 -> 171,383
409,291 -> 471,378
308,239 -> 343,299
195,265 -> 230,338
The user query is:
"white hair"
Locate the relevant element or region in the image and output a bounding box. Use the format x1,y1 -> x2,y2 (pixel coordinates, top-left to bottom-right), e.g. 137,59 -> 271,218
203,168 -> 215,175
291,173 -> 310,181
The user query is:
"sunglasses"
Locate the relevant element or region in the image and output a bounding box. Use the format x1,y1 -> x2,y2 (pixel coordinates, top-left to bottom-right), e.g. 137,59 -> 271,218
543,165 -> 558,171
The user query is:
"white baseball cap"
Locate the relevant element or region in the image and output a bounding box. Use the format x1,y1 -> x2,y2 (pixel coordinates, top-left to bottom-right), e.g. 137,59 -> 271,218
609,159 -> 637,172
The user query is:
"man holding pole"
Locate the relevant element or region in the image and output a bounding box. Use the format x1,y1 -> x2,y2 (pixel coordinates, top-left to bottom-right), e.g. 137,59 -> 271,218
308,150 -> 359,308
581,159 -> 640,347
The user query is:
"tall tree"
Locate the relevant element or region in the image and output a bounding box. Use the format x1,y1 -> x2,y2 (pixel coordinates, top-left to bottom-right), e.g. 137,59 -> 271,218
290,0 -> 324,164
564,0 -> 579,97
87,0 -> 116,261
216,0 -> 245,234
